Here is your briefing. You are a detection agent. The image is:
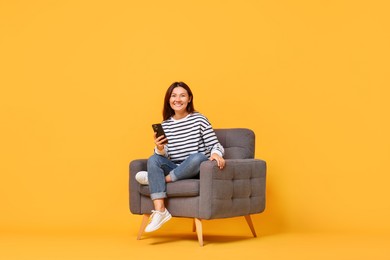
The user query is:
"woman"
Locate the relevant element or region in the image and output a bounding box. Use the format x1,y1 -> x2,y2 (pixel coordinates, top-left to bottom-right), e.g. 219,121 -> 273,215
135,81 -> 225,232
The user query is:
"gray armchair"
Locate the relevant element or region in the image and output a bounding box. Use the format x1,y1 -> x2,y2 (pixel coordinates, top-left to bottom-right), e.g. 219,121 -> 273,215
129,128 -> 266,246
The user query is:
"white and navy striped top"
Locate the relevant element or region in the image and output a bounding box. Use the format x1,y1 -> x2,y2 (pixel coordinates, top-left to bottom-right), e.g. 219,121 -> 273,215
155,112 -> 224,164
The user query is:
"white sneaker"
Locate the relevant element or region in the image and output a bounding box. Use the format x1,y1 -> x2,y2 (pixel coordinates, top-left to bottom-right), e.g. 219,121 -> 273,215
145,209 -> 172,233
135,171 -> 148,185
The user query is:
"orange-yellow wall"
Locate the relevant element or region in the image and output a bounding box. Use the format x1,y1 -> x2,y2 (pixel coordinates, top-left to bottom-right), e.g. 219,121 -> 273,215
1,0 -> 389,234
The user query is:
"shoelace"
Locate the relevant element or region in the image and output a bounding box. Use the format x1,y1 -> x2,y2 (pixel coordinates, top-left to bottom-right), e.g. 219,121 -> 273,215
150,210 -> 164,215
149,210 -> 166,224
149,210 -> 164,220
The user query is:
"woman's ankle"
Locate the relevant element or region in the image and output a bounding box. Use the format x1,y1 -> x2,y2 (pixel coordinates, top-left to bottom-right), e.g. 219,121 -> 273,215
165,175 -> 172,183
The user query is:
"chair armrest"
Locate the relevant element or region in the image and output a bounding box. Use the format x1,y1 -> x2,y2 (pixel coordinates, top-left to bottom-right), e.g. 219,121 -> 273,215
199,159 -> 266,219
129,159 -> 147,214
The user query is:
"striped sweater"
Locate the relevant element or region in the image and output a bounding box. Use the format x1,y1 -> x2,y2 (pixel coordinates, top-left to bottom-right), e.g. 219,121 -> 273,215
155,112 -> 224,164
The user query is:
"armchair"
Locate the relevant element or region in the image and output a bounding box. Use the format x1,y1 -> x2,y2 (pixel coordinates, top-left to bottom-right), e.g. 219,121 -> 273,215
129,128 -> 266,246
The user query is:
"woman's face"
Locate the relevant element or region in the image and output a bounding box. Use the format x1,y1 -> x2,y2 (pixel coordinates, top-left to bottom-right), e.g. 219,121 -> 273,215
170,87 -> 191,114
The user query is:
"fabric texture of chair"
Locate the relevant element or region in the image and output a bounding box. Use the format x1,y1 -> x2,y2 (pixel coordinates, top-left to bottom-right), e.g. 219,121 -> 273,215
129,128 -> 267,246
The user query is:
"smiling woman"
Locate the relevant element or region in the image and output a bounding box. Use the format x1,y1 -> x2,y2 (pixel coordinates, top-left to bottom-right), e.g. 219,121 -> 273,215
134,81 -> 225,233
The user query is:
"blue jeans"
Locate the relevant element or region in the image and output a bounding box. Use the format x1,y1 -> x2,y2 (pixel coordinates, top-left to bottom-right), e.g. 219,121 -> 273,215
147,152 -> 208,200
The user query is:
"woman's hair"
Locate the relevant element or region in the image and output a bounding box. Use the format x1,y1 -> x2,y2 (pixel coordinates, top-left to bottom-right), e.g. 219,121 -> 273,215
163,81 -> 196,121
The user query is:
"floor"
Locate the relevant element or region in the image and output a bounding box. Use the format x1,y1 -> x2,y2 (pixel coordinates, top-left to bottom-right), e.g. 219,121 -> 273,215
1,218 -> 389,260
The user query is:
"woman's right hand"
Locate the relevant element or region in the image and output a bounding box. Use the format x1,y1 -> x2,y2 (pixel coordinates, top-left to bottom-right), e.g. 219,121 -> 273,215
154,132 -> 167,151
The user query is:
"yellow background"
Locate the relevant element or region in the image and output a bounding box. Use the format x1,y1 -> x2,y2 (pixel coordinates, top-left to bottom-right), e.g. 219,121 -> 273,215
1,0 -> 389,258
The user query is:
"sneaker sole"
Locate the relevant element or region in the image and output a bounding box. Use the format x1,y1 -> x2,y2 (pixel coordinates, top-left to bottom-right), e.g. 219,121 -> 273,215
135,175 -> 148,185
136,180 -> 148,185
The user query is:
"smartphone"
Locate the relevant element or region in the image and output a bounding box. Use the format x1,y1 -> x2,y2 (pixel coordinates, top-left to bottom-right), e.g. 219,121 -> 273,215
152,123 -> 168,144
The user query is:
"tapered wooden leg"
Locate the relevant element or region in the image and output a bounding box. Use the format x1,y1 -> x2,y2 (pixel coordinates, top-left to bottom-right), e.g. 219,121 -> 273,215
194,218 -> 204,246
137,214 -> 150,240
192,219 -> 196,232
244,215 -> 257,237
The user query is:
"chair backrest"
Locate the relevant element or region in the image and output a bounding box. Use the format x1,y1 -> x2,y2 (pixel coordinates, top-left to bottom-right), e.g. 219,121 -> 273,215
214,128 -> 255,159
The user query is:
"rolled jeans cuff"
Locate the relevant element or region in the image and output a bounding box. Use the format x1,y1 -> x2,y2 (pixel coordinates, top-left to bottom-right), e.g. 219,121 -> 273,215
150,192 -> 167,200
169,170 -> 178,182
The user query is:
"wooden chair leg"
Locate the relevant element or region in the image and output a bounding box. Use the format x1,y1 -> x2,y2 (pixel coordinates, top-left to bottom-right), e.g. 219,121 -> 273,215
192,219 -> 196,232
244,215 -> 257,237
194,218 -> 204,246
137,214 -> 150,240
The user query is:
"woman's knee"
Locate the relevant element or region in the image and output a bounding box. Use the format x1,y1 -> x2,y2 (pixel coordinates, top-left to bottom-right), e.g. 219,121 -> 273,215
147,154 -> 161,167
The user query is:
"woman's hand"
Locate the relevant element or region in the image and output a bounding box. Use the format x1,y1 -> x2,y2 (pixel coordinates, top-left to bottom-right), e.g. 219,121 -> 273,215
209,153 -> 225,170
154,133 -> 167,151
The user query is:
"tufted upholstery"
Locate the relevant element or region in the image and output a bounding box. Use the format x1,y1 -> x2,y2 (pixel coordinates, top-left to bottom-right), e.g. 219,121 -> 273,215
199,159 -> 266,219
129,128 -> 267,246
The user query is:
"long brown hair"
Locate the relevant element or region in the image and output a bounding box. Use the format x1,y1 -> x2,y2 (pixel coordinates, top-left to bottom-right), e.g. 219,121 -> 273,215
163,82 -> 196,121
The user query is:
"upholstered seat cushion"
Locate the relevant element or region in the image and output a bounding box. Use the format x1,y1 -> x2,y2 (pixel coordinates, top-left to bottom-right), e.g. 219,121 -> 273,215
138,179 -> 200,197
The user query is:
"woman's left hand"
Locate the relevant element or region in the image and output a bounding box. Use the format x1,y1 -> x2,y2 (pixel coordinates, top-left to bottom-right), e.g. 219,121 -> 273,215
209,153 -> 225,170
